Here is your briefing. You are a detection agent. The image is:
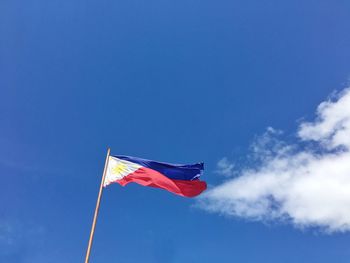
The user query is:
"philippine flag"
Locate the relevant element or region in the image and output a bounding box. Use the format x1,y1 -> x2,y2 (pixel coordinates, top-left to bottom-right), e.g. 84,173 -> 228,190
104,155 -> 207,197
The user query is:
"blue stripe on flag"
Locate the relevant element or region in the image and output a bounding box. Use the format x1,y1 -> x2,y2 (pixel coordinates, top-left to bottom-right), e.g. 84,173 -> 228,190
113,155 -> 204,181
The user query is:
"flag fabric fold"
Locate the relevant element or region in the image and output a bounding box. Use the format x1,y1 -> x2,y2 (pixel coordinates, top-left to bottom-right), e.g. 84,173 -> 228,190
104,155 -> 206,197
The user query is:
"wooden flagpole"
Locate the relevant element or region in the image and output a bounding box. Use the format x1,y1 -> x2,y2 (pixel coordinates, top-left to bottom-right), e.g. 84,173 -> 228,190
84,147 -> 111,263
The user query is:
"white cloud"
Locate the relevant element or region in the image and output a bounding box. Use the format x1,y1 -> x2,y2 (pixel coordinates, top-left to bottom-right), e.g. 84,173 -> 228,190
216,157 -> 235,177
199,88 -> 350,233
298,88 -> 350,149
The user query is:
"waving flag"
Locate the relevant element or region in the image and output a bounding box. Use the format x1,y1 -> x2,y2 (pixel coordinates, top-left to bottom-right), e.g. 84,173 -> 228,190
104,155 -> 206,197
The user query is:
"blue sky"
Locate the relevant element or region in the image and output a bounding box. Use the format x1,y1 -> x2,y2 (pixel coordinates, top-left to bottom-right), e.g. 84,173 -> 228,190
1,0 -> 350,262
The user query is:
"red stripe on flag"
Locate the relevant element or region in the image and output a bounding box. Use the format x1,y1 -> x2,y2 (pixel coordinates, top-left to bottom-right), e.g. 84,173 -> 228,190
111,167 -> 206,197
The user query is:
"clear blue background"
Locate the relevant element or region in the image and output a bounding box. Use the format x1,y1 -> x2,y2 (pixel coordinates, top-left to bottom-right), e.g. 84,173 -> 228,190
1,0 -> 350,262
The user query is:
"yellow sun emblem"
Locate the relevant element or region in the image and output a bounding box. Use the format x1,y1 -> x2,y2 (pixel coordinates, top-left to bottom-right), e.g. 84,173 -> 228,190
111,163 -> 128,175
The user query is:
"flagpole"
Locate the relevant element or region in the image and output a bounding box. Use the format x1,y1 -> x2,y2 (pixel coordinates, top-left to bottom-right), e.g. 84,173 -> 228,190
84,147 -> 110,263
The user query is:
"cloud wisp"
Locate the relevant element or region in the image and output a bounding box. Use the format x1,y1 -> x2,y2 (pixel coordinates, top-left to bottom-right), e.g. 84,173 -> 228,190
199,88 -> 350,233
0,220 -> 46,262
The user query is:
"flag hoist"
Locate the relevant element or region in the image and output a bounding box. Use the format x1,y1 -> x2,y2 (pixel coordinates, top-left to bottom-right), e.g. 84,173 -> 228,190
84,148 -> 207,262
